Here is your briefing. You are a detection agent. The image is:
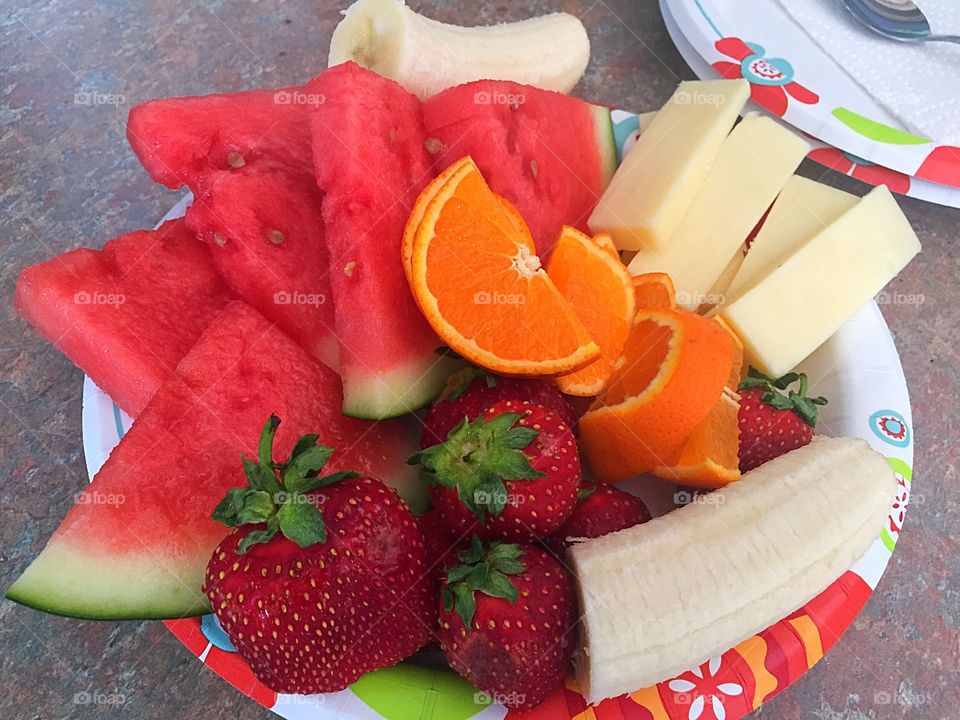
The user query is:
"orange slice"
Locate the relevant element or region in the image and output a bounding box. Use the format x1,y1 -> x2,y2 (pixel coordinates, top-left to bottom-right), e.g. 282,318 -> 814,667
652,387 -> 741,488
727,344 -> 744,390
408,156 -> 600,375
547,227 -> 636,396
592,232 -> 620,259
632,272 -> 676,311
402,159 -> 531,284
579,308 -> 735,483
713,315 -> 744,388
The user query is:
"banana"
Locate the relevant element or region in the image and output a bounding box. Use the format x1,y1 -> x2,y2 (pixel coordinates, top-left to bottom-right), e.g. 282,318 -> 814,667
328,0 -> 591,99
570,436 -> 896,704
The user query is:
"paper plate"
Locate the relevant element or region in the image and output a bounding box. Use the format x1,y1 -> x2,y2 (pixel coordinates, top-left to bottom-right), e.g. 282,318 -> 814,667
81,182 -> 914,718
662,0 -> 960,193
657,0 -> 960,209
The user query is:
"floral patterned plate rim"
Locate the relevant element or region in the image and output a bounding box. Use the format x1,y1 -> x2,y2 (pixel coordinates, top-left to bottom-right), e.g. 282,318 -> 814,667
80,178 -> 914,720
657,0 -> 960,209
662,0 -> 960,192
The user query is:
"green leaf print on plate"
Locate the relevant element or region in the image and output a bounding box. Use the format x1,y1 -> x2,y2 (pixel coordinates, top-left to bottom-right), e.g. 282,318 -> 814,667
351,664 -> 488,720
832,108 -> 930,145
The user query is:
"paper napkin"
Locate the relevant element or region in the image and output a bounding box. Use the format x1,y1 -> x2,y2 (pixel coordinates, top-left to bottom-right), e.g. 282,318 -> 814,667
777,0 -> 960,145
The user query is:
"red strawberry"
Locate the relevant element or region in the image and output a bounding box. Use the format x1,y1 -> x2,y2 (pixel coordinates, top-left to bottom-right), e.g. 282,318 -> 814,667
421,365 -> 574,448
738,369 -> 828,472
410,400 -> 580,543
203,415 -> 434,694
439,537 -> 575,710
547,484 -> 651,555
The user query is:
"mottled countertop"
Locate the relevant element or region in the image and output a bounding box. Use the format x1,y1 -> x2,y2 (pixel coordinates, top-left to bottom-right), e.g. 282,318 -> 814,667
1,1 -> 958,718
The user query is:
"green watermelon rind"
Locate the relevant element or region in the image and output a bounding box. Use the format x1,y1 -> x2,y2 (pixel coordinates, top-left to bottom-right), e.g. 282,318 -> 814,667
341,354 -> 457,420
4,590 -> 209,622
590,104 -> 618,188
6,542 -> 211,620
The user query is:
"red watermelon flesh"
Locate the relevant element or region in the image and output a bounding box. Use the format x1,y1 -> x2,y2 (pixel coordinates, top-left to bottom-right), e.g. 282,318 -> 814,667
5,302 -> 425,619
128,86 -> 339,369
308,63 -> 453,419
127,87 -> 314,188
422,80 -> 617,255
186,166 -> 339,369
14,219 -> 233,417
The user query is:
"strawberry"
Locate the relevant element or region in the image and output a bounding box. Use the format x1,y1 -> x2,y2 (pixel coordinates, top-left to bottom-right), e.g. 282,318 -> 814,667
547,484 -> 651,555
203,415 -> 434,694
439,536 -> 575,709
410,400 -> 580,543
421,364 -> 574,448
737,368 -> 828,473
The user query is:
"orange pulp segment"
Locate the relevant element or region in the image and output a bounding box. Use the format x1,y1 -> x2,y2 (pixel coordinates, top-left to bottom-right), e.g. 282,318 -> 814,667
408,156 -> 600,376
652,387 -> 741,488
547,227 -> 636,396
402,159 -> 532,285
578,308 -> 735,482
632,272 -> 676,311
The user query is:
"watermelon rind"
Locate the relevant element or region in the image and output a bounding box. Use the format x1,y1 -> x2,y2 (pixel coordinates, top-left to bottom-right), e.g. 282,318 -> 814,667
590,104 -> 618,189
341,354 -> 457,420
6,542 -> 210,620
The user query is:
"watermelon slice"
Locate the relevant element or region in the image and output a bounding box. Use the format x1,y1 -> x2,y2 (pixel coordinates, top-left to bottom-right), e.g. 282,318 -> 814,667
186,167 -> 339,369
5,302 -> 426,619
308,63 -> 453,419
127,87 -> 314,188
14,219 -> 233,417
127,89 -> 339,369
422,80 -> 617,255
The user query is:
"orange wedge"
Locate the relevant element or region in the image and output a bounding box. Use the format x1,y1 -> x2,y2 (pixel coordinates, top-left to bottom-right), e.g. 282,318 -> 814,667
402,159 -> 531,284
408,156 -> 600,375
632,272 -> 676,311
727,344 -> 744,390
714,315 -> 744,388
547,227 -> 636,396
652,387 -> 741,488
579,308 -> 735,483
592,232 -> 620,259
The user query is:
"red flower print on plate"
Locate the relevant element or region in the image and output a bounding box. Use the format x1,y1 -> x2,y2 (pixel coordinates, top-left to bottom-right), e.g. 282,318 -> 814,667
712,37 -> 819,117
889,474 -> 909,536
916,145 -> 960,187
809,147 -> 911,195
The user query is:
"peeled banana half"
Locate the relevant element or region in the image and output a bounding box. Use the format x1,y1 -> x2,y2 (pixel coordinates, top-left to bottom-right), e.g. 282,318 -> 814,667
570,436 -> 897,704
328,0 -> 591,99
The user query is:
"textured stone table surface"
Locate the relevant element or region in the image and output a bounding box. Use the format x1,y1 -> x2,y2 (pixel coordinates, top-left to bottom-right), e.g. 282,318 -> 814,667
1,1 -> 957,718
